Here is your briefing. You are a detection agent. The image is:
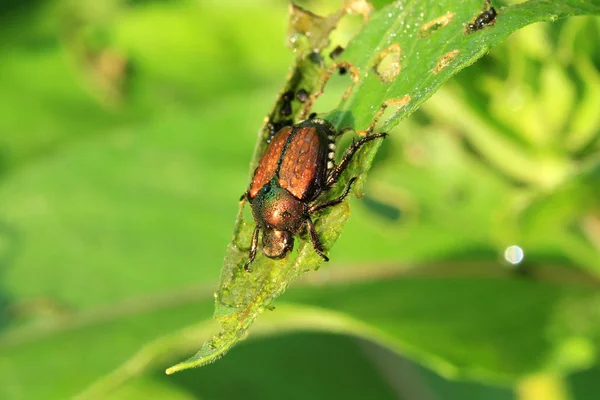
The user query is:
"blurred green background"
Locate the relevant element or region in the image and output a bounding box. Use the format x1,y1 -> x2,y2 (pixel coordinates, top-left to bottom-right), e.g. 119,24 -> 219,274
0,0 -> 599,399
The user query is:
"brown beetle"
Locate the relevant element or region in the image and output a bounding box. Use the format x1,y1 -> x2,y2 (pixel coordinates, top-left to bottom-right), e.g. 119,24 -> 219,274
241,118 -> 387,271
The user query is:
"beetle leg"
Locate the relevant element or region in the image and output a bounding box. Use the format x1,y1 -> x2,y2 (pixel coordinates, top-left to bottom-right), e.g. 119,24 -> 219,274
305,217 -> 329,262
326,132 -> 387,186
309,177 -> 357,214
244,226 -> 260,272
239,190 -> 250,203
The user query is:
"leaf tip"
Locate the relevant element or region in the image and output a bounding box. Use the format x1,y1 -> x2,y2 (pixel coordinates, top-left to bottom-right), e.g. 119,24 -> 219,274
165,364 -> 182,375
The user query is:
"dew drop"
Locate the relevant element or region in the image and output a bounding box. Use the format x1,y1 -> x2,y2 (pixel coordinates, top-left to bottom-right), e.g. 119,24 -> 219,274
504,245 -> 524,265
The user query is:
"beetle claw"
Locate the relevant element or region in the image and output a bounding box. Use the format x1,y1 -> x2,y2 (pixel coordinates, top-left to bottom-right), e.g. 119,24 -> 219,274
244,262 -> 253,273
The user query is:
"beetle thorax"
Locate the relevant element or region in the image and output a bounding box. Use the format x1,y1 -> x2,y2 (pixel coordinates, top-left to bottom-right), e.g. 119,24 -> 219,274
252,183 -> 306,233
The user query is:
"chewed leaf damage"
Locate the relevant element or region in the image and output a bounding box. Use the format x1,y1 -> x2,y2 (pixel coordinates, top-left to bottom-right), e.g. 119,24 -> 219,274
373,43 -> 402,83
419,12 -> 455,38
433,49 -> 460,74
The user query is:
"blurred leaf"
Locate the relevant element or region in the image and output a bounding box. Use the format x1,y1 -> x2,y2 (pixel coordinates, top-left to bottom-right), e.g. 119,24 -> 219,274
175,0 -> 600,373
568,364 -> 600,400
0,90 -> 271,309
0,293 -> 215,399
568,55 -> 600,154
78,267 -> 600,397
517,160 -> 600,272
422,16 -> 600,188
0,0 -> 291,169
517,374 -> 572,400
105,1 -> 292,102
338,122 -> 600,272
338,121 -> 510,263
105,379 -> 197,400
360,340 -> 516,400
108,332 -> 401,400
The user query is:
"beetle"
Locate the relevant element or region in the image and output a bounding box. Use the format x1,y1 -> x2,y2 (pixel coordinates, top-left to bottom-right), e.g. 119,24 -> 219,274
467,6 -> 497,32
241,118 -> 387,271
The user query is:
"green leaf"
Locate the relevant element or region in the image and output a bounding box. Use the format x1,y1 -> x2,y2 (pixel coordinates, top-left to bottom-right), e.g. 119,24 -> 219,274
0,295 -> 217,400
0,91 -> 270,308
171,0 -> 600,373
77,305 -> 403,400
0,0 -> 291,170
76,265 -> 600,397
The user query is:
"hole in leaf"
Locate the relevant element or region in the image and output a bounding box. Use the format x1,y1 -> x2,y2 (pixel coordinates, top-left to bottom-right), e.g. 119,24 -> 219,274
432,50 -> 460,74
288,1 -> 373,55
308,64 -> 358,116
287,4 -> 328,52
287,3 -> 347,55
371,101 -> 401,133
330,12 -> 366,50
343,0 -> 373,20
373,43 -> 402,83
419,12 -> 455,38
334,61 -> 360,83
361,96 -> 411,135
